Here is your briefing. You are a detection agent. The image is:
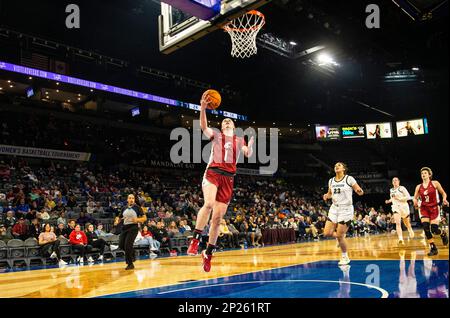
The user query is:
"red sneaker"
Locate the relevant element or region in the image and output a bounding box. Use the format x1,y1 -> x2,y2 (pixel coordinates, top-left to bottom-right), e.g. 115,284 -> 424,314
201,250 -> 213,272
187,238 -> 199,256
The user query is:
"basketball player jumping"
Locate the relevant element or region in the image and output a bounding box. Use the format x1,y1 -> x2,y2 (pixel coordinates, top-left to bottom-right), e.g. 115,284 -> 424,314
187,92 -> 254,272
385,177 -> 415,246
323,162 -> 364,266
413,167 -> 449,256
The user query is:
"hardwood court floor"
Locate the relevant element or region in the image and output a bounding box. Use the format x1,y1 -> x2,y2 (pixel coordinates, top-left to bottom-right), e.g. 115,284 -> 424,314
0,230 -> 447,298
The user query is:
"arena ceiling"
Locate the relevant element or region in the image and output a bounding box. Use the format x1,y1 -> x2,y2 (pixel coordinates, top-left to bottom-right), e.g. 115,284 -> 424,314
0,0 -> 448,124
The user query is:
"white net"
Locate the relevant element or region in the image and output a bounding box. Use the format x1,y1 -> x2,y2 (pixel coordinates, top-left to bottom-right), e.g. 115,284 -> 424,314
223,10 -> 265,58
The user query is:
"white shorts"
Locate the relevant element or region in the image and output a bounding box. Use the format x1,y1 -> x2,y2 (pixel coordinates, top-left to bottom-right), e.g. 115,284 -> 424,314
392,204 -> 410,218
328,205 -> 354,224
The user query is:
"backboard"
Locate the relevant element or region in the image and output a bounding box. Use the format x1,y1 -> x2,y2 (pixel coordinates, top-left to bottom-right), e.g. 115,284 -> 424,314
159,0 -> 271,54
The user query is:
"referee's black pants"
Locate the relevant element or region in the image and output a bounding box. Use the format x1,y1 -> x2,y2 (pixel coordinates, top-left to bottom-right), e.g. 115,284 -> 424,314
119,224 -> 139,266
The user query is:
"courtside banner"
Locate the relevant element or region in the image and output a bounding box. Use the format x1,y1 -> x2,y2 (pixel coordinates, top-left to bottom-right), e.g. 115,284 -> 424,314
0,144 -> 91,161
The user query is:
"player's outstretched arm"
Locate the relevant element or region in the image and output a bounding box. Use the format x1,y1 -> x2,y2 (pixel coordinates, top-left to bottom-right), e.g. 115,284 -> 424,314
242,136 -> 254,158
352,183 -> 364,196
200,92 -> 214,139
433,181 -> 449,206
385,198 -> 392,204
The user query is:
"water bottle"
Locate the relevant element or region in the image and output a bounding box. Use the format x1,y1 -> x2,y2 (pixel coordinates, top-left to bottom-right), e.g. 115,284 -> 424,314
244,241 -> 248,249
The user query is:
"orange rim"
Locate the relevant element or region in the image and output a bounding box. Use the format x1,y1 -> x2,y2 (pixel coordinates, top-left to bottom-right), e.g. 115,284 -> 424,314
222,10 -> 265,32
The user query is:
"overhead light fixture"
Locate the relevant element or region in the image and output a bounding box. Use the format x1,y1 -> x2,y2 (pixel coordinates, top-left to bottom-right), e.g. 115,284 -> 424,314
0,87 -> 3,90
412,67 -> 419,71
28,77 -> 33,80
7,80 -> 11,83
45,92 -> 49,95
56,82 -> 60,85
9,85 -> 13,88
316,53 -> 338,66
289,41 -> 297,46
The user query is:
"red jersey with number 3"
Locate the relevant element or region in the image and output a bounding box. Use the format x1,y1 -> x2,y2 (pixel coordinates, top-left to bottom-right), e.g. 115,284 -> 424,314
207,130 -> 246,174
419,182 -> 439,207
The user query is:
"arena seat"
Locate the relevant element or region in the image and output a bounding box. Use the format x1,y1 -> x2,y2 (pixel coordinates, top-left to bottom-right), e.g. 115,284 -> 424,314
24,237 -> 46,266
58,237 -> 77,263
7,239 -> 27,268
0,241 -> 8,268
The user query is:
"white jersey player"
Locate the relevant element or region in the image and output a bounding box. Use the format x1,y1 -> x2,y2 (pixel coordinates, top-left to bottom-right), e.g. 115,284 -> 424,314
323,162 -> 364,266
385,177 -> 415,246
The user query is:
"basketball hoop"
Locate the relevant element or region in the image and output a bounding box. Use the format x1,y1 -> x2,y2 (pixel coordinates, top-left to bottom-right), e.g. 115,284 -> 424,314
223,10 -> 265,58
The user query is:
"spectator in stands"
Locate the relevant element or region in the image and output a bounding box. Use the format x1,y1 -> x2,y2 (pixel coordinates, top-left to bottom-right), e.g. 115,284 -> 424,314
110,216 -> 123,235
95,223 -> 113,237
76,211 -> 96,227
57,211 -> 68,227
25,207 -> 37,222
141,225 -> 160,252
39,223 -> 67,266
12,217 -> 29,240
0,224 -> 13,242
54,201 -> 65,215
178,219 -> 192,234
134,226 -> 159,257
4,210 -> 16,229
154,221 -> 172,250
85,223 -> 108,262
86,200 -> 96,214
225,219 -> 240,248
69,224 -> 90,265
297,216 -> 310,240
15,198 -> 30,219
38,209 -> 50,222
249,216 -> 262,247
66,219 -> 76,235
239,220 -> 251,245
66,193 -> 77,209
376,214 -> 388,233
167,221 -> 179,237
28,218 -> 41,239
218,219 -> 234,248
95,202 -> 105,217
314,216 -> 326,238
55,223 -> 69,238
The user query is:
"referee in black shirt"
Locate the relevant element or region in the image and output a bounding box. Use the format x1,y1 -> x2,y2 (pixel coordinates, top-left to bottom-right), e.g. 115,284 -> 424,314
119,194 -> 147,270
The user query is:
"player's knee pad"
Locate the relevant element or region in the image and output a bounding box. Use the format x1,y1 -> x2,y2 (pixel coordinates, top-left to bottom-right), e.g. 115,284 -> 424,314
422,222 -> 433,240
431,224 -> 441,235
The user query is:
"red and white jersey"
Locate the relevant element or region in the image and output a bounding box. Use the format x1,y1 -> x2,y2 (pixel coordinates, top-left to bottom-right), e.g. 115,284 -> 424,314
419,181 -> 439,207
206,130 -> 246,174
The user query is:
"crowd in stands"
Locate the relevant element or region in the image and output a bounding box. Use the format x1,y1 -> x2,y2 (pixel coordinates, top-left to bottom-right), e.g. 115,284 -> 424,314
0,155 -> 416,269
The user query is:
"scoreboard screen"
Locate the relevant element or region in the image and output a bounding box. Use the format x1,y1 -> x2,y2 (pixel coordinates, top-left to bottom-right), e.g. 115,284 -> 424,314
341,125 -> 366,139
396,118 -> 428,137
315,125 -> 341,141
366,122 -> 393,139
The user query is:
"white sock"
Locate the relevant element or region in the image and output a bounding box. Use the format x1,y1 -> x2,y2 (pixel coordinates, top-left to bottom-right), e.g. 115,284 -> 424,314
342,252 -> 348,258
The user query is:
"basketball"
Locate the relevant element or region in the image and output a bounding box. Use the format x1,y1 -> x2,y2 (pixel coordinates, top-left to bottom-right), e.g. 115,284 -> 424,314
204,89 -> 222,110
